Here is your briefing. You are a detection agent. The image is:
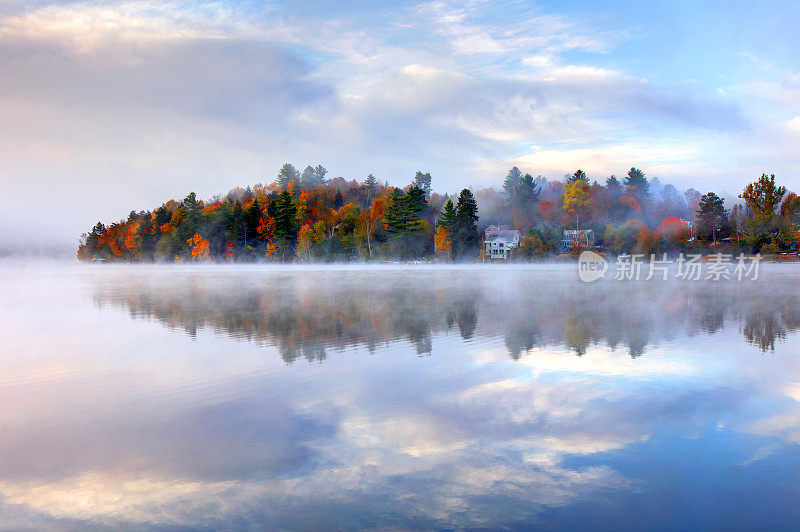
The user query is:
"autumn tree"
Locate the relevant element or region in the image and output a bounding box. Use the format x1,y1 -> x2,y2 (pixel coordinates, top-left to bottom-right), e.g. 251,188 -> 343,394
656,217 -> 691,248
737,173 -> 791,251
563,178 -> 591,229
79,160 -> 762,262
740,173 -> 786,220
187,233 -> 210,260
434,226 -> 452,259
779,193 -> 800,246
295,223 -> 314,261
517,234 -> 547,259
356,194 -> 386,258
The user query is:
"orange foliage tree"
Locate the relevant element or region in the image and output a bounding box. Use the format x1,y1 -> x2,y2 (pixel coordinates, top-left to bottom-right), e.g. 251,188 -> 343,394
296,223 -> 315,260
124,221 -> 141,257
620,195 -> 642,215
434,226 -> 452,258
356,194 -> 387,257
187,233 -> 210,260
98,224 -> 123,258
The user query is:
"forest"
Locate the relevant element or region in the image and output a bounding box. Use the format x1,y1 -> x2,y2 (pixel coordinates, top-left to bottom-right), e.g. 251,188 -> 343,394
77,163 -> 800,262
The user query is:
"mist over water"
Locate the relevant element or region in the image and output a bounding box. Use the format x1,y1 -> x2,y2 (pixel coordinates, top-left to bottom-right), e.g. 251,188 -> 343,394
2,261 -> 800,529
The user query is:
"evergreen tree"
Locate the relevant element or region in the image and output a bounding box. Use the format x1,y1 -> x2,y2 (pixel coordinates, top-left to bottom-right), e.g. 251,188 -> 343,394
508,173 -> 541,226
273,190 -> 298,260
363,173 -> 378,193
276,163 -> 299,189
384,186 -> 426,235
384,188 -> 409,235
405,185 -> 427,226
569,169 -> 587,182
437,199 -> 457,231
623,167 -> 649,201
299,165 -> 316,189
84,222 -> 105,254
606,175 -> 622,197
503,167 -> 523,197
153,205 -> 171,227
243,198 -> 261,245
313,165 -> 329,186
515,173 -> 541,205
227,200 -> 245,246
453,189 -> 479,258
332,190 -> 344,210
177,192 -> 203,245
413,171 -> 432,197
696,192 -> 729,242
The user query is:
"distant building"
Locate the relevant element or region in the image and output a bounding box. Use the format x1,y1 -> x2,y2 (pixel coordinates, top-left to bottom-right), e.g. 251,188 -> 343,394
559,229 -> 594,254
484,225 -> 521,260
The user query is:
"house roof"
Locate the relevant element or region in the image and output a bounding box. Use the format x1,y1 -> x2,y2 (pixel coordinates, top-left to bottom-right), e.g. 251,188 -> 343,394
485,230 -> 519,241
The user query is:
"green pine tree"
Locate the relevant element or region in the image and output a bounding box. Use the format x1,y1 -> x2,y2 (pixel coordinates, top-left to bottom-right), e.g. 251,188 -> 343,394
453,189 -> 480,258
623,167 -> 650,201
333,190 -> 344,210
503,167 -> 523,197
273,189 -> 298,260
413,171 -> 432,197
384,188 -> 409,235
276,163 -> 299,189
437,199 -> 457,231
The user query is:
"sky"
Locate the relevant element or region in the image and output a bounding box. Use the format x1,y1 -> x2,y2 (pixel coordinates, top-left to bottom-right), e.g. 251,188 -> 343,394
0,0 -> 798,249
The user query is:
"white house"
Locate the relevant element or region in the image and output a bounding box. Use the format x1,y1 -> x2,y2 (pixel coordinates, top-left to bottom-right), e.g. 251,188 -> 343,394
558,229 -> 594,254
484,225 -> 521,260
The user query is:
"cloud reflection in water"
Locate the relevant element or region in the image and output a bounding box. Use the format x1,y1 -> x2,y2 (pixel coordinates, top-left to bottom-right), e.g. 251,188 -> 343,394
1,264 -> 800,529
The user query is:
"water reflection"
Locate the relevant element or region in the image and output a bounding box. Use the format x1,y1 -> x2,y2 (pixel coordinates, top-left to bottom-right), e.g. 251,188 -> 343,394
94,268 -> 800,359
2,263 -> 800,529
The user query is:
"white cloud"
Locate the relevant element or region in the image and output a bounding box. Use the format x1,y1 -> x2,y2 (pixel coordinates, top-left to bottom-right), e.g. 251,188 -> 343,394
0,0 -> 795,248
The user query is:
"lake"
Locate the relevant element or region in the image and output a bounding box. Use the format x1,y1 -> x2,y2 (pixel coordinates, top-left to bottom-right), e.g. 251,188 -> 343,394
1,261 -> 800,529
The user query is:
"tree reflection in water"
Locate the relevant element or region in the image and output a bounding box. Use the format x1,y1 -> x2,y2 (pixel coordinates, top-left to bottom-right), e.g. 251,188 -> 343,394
93,268 -> 800,361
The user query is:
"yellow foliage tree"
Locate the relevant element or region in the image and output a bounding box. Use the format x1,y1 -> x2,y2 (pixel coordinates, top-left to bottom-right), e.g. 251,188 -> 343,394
563,178 -> 592,230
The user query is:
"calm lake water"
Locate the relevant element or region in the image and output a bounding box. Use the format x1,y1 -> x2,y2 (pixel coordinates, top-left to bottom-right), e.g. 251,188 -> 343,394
1,261 -> 800,530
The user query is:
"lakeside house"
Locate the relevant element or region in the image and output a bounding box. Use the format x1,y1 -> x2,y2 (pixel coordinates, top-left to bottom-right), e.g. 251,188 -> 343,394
559,229 -> 594,254
484,225 -> 521,260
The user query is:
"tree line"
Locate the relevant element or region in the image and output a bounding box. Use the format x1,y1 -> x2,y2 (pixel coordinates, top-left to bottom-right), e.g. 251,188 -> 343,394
78,165 -> 480,262
78,163 -> 800,262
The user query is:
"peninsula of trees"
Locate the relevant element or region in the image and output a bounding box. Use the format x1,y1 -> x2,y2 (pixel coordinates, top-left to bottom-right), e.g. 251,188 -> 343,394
77,164 -> 800,262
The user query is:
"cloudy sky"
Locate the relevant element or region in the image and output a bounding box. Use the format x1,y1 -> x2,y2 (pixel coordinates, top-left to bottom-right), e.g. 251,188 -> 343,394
0,0 -> 798,249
